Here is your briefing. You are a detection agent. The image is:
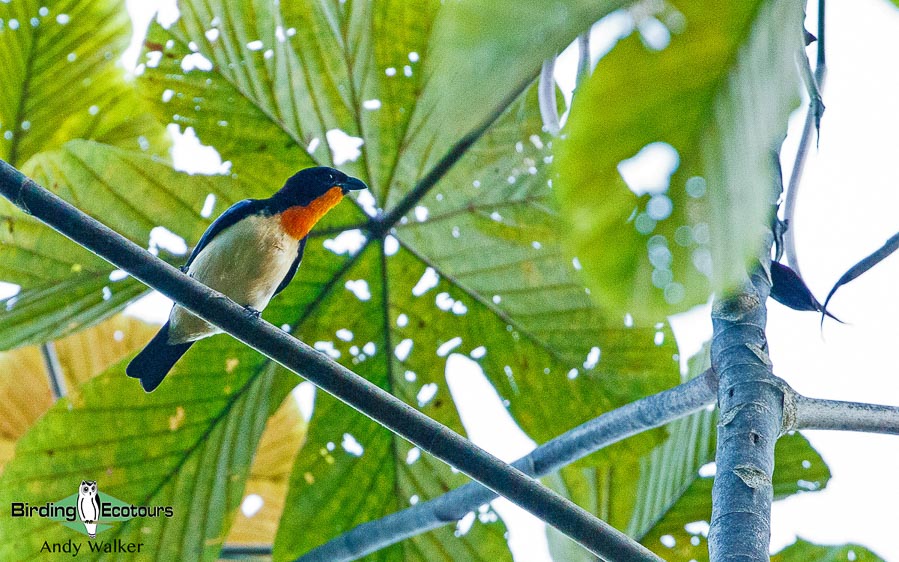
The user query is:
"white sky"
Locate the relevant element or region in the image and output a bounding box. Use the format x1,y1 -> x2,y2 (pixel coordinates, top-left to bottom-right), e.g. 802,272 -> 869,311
3,0 -> 890,559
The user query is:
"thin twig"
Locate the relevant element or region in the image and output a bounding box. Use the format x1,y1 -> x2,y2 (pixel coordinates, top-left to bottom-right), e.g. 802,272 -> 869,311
219,545 -> 272,559
795,396 -> 899,434
783,0 -> 827,277
298,370 -> 718,561
538,58 -> 561,135
39,342 -> 67,400
576,32 -> 591,87
0,159 -> 656,562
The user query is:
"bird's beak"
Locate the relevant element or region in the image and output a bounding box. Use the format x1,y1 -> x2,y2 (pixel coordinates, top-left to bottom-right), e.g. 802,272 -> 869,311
339,176 -> 368,195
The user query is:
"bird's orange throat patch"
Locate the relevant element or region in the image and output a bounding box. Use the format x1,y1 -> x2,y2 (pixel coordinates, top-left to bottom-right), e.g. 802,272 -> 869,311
279,186 -> 344,239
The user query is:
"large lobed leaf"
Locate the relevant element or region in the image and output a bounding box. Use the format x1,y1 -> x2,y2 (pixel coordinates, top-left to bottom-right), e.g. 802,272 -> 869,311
0,0 -> 166,167
131,0 -> 683,558
0,314 -> 302,560
556,0 -> 805,322
0,141 -> 242,349
0,0 -> 721,558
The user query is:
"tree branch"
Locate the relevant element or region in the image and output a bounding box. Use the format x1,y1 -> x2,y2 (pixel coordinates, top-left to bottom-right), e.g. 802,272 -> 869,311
299,369 -> 718,561
783,0 -> 827,277
0,159 -> 650,561
708,265 -> 784,561
40,341 -> 67,400
794,395 -> 899,434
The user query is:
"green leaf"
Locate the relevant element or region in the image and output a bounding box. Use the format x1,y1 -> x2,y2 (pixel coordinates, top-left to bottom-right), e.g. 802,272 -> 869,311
226,390 -> 307,545
0,0 -> 166,167
772,538 -> 885,562
129,2 -> 683,557
0,338 -> 297,560
0,140 -> 241,349
556,0 -> 804,321
640,431 -> 831,560
543,343 -> 714,561
426,0 -> 628,151
540,342 -> 832,561
0,315 -> 158,453
1,0 -> 688,556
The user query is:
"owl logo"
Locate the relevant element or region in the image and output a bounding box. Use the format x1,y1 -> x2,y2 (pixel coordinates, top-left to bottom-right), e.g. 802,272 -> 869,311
77,480 -> 100,539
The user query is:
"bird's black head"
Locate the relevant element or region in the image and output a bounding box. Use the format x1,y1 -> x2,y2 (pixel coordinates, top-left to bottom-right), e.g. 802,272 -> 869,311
274,166 -> 367,207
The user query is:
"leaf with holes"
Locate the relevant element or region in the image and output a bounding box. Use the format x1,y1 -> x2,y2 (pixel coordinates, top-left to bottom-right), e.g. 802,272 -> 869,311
128,1 -> 685,558
0,141 -> 241,349
0,0 -> 166,166
556,0 -> 805,322
2,0 -> 688,557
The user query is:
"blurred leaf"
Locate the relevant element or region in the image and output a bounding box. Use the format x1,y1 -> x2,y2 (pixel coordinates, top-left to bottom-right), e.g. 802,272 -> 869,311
0,314 -> 157,451
556,0 -> 804,322
226,391 -> 306,545
772,538 -> 885,562
0,0 -> 166,167
427,0 -> 628,148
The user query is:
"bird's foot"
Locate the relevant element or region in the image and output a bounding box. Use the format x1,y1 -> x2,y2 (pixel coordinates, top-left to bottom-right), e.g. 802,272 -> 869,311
243,306 -> 262,319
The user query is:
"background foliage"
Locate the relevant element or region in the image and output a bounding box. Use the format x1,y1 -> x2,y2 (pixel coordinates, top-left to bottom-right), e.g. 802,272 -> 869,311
0,0 -> 885,560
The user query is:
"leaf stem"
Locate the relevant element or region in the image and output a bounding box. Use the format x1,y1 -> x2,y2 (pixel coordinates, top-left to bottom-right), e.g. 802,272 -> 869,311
783,0 -> 827,277
538,58 -> 561,135
576,33 -> 591,87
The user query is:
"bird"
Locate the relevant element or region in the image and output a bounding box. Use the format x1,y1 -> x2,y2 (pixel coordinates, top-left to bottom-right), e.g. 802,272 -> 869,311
77,480 -> 99,539
126,166 -> 367,392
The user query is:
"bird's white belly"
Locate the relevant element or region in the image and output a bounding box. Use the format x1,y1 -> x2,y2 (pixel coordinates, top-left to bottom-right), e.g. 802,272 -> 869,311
168,214 -> 299,344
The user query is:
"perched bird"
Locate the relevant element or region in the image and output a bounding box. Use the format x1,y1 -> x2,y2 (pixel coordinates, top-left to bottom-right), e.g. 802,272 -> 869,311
126,166 -> 367,392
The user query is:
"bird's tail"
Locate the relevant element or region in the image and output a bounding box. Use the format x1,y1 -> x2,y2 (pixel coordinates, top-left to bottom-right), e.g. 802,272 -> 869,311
126,322 -> 193,392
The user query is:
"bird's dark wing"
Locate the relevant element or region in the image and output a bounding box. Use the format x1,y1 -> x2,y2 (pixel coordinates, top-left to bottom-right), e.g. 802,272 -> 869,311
183,199 -> 266,270
273,236 -> 307,297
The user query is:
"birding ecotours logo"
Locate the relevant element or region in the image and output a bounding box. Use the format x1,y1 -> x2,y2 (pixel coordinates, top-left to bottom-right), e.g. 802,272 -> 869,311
76,480 -> 99,538
10,479 -> 174,538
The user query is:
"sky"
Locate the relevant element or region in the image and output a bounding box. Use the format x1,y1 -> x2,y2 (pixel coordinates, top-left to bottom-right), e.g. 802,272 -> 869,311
13,0 -> 899,559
